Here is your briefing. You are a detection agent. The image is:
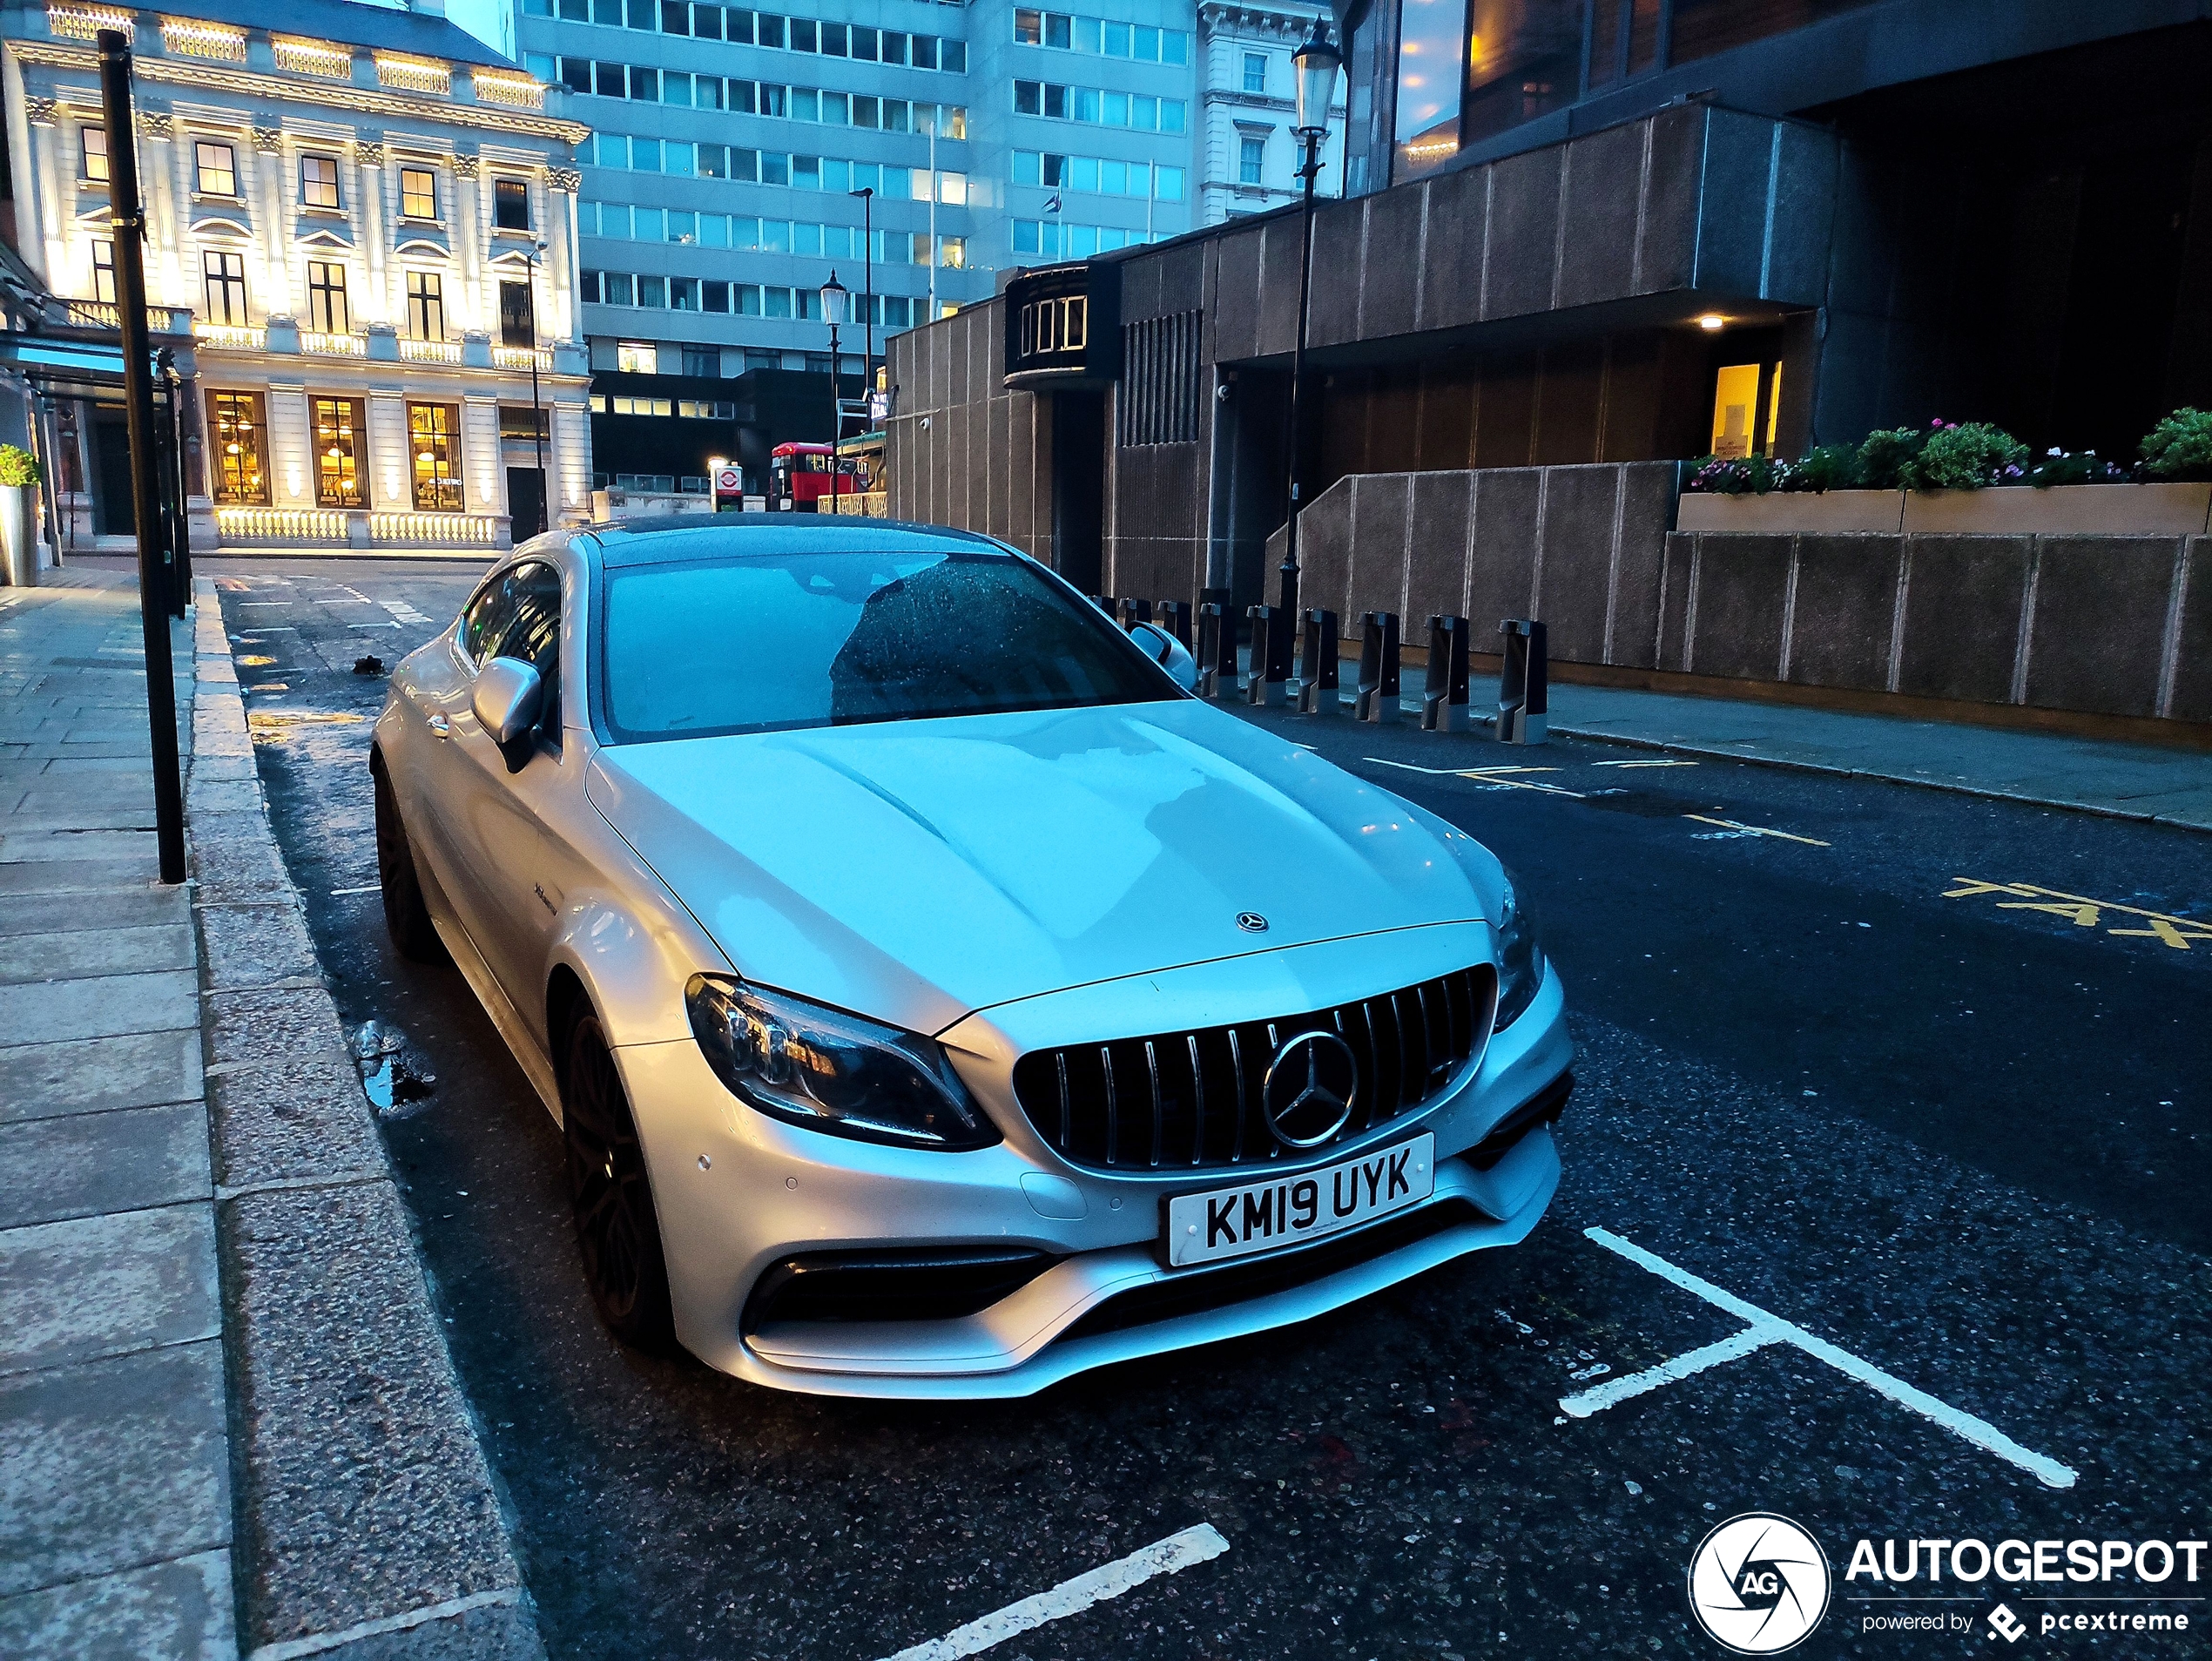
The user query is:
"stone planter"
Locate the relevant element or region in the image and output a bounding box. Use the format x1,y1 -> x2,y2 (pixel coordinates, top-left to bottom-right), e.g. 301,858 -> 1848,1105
1676,489 -> 1903,533
1678,481 -> 2212,537
0,483 -> 34,586
1900,482 -> 2212,535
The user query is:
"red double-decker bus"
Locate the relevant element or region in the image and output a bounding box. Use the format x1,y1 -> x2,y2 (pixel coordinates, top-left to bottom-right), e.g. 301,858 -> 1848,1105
768,443 -> 867,511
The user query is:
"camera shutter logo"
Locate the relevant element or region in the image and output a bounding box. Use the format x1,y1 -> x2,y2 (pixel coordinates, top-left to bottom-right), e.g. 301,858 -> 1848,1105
1687,1513 -> 1831,1654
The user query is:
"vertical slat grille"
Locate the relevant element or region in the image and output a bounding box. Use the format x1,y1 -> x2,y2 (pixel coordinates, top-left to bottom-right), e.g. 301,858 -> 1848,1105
1011,966 -> 1498,1173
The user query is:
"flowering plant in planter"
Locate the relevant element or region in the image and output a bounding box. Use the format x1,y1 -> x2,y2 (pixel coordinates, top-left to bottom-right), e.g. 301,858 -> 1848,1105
1898,421 -> 2027,490
2141,407 -> 2212,481
0,444 -> 40,488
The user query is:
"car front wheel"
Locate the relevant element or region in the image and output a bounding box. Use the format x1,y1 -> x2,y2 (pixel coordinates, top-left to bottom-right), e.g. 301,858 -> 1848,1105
562,1008 -> 677,1353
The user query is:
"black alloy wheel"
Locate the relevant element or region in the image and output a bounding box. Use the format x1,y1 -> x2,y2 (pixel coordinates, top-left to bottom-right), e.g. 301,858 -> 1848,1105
373,763 -> 448,964
562,1009 -> 677,1352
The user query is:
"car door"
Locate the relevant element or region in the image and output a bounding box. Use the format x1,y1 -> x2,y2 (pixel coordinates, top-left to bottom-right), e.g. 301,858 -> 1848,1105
441,558 -> 576,1023
398,568 -> 517,926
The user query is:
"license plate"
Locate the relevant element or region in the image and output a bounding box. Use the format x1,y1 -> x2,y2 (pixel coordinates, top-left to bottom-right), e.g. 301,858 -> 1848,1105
1163,1134 -> 1436,1269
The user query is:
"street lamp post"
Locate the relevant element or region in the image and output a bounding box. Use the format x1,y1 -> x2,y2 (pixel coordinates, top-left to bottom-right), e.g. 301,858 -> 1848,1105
849,186 -> 875,402
820,270 -> 848,516
1278,19 -> 1343,621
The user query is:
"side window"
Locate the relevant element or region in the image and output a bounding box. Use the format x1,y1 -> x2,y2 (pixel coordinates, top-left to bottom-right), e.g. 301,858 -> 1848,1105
458,577 -> 518,666
493,562 -> 563,735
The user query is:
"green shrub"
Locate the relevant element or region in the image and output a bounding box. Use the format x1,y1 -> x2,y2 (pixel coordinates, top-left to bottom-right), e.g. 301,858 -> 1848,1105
1684,454 -> 1779,494
1855,427 -> 1927,490
0,444 -> 38,488
1782,444 -> 1859,493
2140,407 -> 2212,481
2024,449 -> 2127,488
1899,421 -> 2027,491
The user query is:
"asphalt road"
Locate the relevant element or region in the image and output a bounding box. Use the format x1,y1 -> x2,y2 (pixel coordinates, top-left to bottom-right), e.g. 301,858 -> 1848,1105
201,556 -> 2212,1661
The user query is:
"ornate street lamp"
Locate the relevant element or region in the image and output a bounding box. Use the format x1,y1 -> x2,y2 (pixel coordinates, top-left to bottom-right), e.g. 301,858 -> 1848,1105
1278,17 -> 1342,619
820,270 -> 848,515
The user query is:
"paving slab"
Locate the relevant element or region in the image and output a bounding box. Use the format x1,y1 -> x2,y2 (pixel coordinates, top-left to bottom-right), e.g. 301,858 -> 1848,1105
0,924 -> 195,984
0,856 -> 160,895
0,1341 -> 231,1598
0,968 -> 198,1045
0,1205 -> 220,1374
0,1548 -> 235,1661
198,901 -> 320,991
211,1060 -> 385,1191
0,882 -> 190,941
206,984 -> 352,1072
0,1027 -> 202,1121
0,1104 -> 212,1228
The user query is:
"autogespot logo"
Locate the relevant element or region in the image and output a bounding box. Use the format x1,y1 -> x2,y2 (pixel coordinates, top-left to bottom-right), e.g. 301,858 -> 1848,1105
1688,1513 -> 1833,1654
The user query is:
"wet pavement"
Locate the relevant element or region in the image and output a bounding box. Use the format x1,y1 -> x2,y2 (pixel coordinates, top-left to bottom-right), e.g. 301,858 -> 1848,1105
197,555 -> 2212,1661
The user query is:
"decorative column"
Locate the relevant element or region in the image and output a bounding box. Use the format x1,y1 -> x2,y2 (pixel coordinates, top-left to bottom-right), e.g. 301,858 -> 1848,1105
354,138 -> 388,325
251,126 -> 287,319
546,166 -> 582,342
367,389 -> 411,513
462,395 -> 502,530
24,98 -> 64,295
266,383 -> 314,510
136,110 -> 185,312
452,152 -> 483,334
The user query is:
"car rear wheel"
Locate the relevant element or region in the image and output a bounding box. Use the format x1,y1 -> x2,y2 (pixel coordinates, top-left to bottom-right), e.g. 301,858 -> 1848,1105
373,763 -> 448,964
562,1009 -> 677,1353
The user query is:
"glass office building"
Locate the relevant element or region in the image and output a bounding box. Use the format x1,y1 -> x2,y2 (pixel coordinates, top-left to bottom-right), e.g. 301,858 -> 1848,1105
514,0 -> 1197,495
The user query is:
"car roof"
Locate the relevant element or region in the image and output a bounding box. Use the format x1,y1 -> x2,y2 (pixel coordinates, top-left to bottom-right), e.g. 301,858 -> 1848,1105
578,515 -> 1009,570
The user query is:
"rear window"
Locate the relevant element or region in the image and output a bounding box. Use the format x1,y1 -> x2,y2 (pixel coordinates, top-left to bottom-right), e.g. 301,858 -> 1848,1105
597,549 -> 1176,741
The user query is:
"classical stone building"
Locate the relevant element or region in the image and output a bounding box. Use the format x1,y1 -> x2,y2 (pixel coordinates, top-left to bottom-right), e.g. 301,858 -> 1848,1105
1193,2 -> 1344,228
1,0 -> 591,554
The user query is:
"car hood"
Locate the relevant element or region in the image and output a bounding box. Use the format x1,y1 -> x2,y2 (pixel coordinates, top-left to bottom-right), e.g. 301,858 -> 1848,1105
584,699 -> 1496,1036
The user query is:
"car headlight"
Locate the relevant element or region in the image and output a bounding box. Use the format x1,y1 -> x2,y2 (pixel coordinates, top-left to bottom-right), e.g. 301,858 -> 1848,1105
685,976 -> 1001,1151
1493,870 -> 1548,1030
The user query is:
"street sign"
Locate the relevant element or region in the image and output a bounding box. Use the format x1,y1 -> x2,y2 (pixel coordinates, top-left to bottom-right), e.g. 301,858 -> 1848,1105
714,466 -> 741,496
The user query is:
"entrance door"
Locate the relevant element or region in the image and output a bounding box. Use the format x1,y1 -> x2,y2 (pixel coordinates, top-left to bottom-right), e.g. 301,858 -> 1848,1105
1049,391 -> 1104,595
91,415 -> 135,537
506,465 -> 547,542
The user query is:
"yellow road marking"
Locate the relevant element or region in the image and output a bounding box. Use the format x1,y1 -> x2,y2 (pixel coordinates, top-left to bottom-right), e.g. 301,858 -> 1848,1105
1594,759 -> 1699,768
246,711 -> 365,727
1944,878 -> 2211,950
1683,814 -> 1831,847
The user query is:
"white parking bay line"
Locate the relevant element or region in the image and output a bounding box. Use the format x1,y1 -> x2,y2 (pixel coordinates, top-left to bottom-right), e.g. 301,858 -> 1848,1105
1566,1227 -> 2076,1490
1364,756 -> 1586,798
876,1523 -> 1230,1661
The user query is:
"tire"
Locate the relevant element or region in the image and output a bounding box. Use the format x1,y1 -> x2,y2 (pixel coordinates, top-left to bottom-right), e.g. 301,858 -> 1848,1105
373,763 -> 448,964
562,1009 -> 678,1353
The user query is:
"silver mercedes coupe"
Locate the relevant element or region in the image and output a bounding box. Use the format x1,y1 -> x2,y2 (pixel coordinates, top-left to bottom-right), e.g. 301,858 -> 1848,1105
370,517 -> 1574,1397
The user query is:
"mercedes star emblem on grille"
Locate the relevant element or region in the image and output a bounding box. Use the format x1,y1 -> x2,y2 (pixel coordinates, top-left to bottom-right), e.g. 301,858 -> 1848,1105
1236,911 -> 1269,932
1261,1030 -> 1360,1148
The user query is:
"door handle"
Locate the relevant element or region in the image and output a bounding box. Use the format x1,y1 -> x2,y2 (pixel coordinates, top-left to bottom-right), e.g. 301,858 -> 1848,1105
427,712 -> 451,739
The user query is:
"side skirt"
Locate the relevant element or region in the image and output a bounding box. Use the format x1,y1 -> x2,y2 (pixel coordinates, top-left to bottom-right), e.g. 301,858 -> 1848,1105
416,856 -> 565,1124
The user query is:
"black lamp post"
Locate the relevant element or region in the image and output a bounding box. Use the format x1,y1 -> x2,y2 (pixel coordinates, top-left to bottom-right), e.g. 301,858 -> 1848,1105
526,239 -> 549,538
820,270 -> 848,515
849,186 -> 875,404
1278,18 -> 1343,618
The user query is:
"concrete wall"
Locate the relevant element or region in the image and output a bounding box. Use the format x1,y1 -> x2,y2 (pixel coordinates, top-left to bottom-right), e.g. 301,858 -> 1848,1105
884,300 -> 1053,564
1659,531 -> 2212,721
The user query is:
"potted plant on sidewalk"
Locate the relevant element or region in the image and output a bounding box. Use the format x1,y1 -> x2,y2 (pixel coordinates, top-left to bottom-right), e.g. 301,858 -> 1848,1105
0,443 -> 39,587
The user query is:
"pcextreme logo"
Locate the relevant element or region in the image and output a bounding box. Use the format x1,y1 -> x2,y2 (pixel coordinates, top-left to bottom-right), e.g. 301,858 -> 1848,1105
1688,1513 -> 1832,1654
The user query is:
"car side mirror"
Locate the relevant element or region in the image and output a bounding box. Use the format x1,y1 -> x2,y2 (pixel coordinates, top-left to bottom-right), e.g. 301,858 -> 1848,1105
1129,622 -> 1199,692
471,656 -> 544,746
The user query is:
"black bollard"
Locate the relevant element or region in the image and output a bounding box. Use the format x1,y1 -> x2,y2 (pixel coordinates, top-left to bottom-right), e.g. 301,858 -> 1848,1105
1297,608 -> 1339,715
1197,602 -> 1237,699
1421,614 -> 1470,733
1157,599 -> 1192,651
1356,611 -> 1400,723
1497,618 -> 1548,744
1116,597 -> 1152,631
1244,604 -> 1287,706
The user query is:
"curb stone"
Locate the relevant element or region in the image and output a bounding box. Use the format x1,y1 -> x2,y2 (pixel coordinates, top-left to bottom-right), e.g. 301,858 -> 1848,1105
187,579 -> 547,1661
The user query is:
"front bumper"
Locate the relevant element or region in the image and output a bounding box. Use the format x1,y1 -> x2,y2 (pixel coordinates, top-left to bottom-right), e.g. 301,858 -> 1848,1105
616,957 -> 1573,1399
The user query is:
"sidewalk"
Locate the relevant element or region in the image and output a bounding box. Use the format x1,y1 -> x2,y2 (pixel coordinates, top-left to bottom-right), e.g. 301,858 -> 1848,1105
0,573 -> 542,1659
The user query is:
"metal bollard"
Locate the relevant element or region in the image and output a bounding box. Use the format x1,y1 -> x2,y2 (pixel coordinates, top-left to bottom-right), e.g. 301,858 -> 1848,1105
1116,597 -> 1152,631
1497,618 -> 1548,744
1421,614 -> 1470,733
1092,594 -> 1116,618
1297,608 -> 1340,714
1355,611 -> 1400,723
1197,602 -> 1237,699
1243,604 -> 1287,706
1156,599 -> 1192,651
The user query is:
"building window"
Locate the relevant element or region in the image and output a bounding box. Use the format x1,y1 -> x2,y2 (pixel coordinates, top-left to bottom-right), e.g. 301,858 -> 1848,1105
680,345 -> 717,376
81,125 -> 109,183
617,340 -> 658,373
400,166 -> 437,220
202,249 -> 248,324
493,178 -> 530,230
209,389 -> 270,504
311,396 -> 368,508
305,260 -> 348,333
1238,135 -> 1264,186
1242,51 -> 1266,94
195,141 -> 238,197
300,153 -> 341,209
498,279 -> 535,348
407,402 -> 462,511
91,240 -> 117,304
404,271 -> 445,340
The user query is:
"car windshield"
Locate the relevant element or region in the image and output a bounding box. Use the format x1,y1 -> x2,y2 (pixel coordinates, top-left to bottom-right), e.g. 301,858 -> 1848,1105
598,548 -> 1175,741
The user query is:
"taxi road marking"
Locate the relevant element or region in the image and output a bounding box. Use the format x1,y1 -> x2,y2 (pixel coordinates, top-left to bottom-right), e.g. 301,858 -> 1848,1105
876,1523 -> 1230,1661
1683,814 -> 1831,847
1944,877 -> 2210,950
1561,1228 -> 2076,1489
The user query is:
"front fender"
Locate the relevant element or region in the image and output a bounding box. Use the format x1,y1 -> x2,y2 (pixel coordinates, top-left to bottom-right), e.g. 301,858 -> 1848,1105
544,878 -> 733,1052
